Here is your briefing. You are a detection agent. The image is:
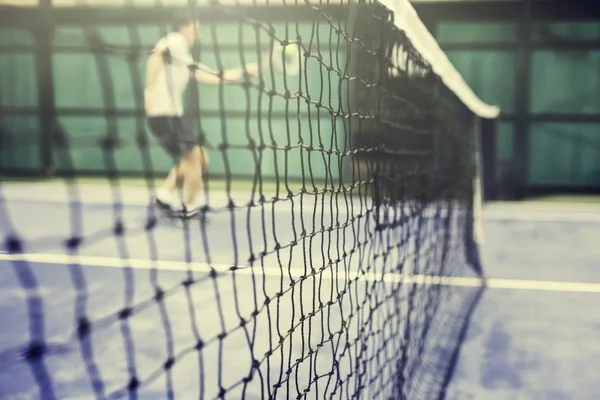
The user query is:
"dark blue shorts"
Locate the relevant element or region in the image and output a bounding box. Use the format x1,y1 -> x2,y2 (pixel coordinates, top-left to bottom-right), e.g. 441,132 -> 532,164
146,116 -> 199,158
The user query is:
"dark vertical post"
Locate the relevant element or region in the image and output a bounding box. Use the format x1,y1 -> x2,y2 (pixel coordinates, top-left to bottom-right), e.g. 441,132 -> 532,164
514,0 -> 532,198
35,0 -> 55,176
480,117 -> 497,201
466,114 -> 484,277
472,115 -> 483,203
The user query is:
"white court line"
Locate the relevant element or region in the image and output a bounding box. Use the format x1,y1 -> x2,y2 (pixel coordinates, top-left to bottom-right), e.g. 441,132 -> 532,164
2,252 -> 600,294
484,210 -> 600,223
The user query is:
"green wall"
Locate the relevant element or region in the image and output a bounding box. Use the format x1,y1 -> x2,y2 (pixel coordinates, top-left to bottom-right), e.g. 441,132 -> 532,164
529,22 -> 600,186
0,29 -> 41,172
437,21 -> 517,167
530,50 -> 600,115
529,123 -> 600,186
7,11 -> 600,188
1,18 -> 349,181
443,50 -> 516,114
50,20 -> 348,181
437,21 -> 517,43
436,20 -> 600,189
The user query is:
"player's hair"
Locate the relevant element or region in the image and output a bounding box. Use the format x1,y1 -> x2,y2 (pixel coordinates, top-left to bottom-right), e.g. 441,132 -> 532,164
170,11 -> 197,32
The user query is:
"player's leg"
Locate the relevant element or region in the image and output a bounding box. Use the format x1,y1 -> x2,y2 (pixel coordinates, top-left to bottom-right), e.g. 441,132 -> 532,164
155,164 -> 182,209
158,145 -> 208,212
147,117 -> 184,211
162,165 -> 182,192
179,145 -> 203,216
175,118 -> 208,218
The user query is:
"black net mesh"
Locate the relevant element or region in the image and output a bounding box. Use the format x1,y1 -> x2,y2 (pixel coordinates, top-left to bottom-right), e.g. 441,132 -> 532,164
0,1 -> 486,399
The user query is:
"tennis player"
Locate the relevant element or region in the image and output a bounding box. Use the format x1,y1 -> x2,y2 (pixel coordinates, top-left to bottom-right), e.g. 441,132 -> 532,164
145,11 -> 262,218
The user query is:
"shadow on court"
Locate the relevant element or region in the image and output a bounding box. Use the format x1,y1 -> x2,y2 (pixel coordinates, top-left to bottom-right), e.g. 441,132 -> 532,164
447,204 -> 600,400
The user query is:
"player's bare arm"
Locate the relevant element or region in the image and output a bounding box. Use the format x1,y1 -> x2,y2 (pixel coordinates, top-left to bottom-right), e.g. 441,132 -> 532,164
192,62 -> 262,85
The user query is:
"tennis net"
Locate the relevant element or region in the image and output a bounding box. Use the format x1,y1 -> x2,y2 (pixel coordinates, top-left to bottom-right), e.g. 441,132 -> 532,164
0,0 -> 496,399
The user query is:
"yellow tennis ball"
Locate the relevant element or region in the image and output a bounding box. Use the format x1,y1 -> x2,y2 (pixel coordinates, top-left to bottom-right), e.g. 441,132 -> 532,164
272,42 -> 300,76
283,43 -> 298,62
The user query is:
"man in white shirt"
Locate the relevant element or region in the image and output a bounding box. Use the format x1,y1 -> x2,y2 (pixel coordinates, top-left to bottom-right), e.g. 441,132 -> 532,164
145,11 -> 261,219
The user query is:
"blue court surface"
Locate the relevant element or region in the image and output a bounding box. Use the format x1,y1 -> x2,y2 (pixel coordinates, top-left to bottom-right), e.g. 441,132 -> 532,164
0,181 -> 481,400
447,203 -> 600,400
1,182 -> 598,399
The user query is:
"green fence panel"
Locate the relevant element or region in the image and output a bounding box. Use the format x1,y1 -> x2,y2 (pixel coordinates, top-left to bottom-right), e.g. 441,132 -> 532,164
496,121 -> 514,161
52,48 -> 345,114
198,115 -> 347,180
53,116 -> 173,173
52,114 -> 347,180
196,48 -> 346,114
0,116 -> 41,171
53,52 -> 146,110
54,21 -> 343,50
437,22 -> 517,43
529,123 -> 600,186
54,25 -> 163,48
201,20 -> 341,48
0,28 -> 40,171
444,50 -> 515,113
0,54 -> 38,109
50,19 -> 349,179
532,21 -> 600,42
0,28 -> 34,46
530,50 -> 600,114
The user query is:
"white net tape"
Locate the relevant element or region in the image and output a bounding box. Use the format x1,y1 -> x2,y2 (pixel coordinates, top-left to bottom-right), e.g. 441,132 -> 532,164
380,0 -> 501,119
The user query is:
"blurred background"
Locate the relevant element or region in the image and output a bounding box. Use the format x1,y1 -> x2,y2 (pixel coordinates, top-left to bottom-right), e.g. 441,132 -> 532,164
3,0 -> 600,201
413,0 -> 600,202
1,1 -> 600,399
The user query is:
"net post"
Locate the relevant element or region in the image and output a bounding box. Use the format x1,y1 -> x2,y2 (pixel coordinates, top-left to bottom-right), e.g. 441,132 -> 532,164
479,117 -> 497,202
466,113 -> 485,278
429,73 -> 442,201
